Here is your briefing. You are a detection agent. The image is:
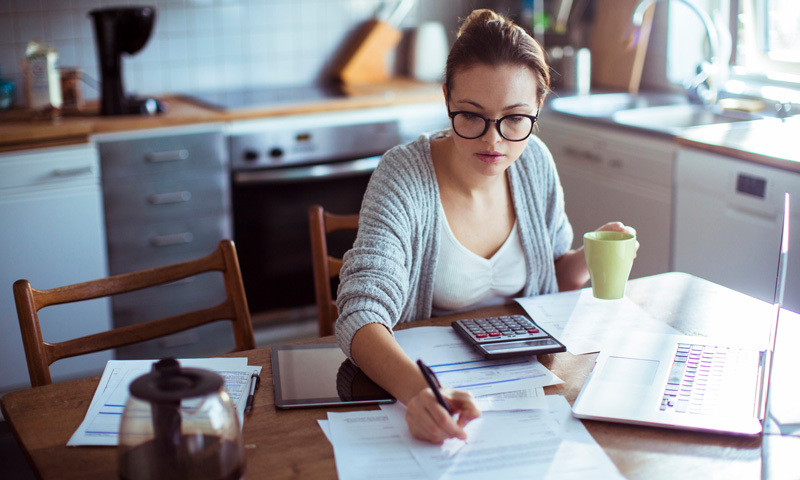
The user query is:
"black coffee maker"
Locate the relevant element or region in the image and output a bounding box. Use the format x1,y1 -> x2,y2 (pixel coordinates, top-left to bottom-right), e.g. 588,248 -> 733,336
89,6 -> 164,116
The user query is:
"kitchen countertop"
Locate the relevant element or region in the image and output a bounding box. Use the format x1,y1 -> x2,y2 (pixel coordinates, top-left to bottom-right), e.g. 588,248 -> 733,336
4,80 -> 797,176
543,90 -> 800,174
0,78 -> 444,152
675,116 -> 800,173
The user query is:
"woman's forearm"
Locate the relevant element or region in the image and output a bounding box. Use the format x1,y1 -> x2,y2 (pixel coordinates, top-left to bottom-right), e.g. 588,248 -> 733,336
554,248 -> 590,292
349,323 -> 429,405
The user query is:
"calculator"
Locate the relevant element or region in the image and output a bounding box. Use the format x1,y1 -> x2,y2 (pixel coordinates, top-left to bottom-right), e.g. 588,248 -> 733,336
451,315 -> 566,359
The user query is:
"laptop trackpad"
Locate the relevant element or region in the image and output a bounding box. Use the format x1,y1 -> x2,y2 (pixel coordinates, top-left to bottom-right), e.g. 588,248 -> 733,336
600,356 -> 660,386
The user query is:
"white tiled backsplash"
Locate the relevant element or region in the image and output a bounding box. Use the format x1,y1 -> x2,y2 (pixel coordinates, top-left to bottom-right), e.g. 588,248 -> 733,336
0,0 -> 466,107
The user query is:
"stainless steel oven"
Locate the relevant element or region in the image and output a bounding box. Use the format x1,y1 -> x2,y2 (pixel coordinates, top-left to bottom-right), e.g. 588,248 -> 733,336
229,117 -> 402,319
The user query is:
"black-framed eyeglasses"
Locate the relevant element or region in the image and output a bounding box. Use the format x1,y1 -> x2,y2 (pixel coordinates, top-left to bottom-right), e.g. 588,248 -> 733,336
447,106 -> 540,142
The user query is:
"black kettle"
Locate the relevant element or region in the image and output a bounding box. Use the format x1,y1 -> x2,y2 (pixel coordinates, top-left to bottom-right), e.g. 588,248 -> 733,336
117,359 -> 245,480
89,6 -> 164,115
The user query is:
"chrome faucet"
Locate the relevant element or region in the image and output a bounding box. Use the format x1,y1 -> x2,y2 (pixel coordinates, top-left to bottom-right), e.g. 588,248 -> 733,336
632,0 -> 721,105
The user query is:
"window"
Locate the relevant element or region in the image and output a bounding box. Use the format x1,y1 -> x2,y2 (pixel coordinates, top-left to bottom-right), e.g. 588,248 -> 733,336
732,0 -> 800,83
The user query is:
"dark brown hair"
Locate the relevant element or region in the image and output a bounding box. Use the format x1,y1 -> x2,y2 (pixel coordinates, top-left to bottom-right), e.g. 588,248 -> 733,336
445,9 -> 550,101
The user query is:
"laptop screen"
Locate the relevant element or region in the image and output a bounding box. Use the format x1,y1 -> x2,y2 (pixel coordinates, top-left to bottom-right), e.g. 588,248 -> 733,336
760,192 -> 790,425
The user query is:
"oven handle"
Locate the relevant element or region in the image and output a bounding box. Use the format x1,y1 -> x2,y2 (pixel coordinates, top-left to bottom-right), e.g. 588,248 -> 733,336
233,155 -> 381,185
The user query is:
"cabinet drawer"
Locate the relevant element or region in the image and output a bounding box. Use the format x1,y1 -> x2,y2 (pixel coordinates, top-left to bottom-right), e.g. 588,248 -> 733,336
113,319 -> 235,360
0,144 -> 99,191
106,214 -> 231,275
110,272 -> 227,320
99,132 -> 226,181
537,119 -> 675,188
103,171 -> 230,225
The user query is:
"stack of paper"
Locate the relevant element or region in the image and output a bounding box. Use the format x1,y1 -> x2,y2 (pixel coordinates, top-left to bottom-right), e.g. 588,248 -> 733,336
68,358 -> 262,446
319,396 -> 623,480
316,326 -> 624,479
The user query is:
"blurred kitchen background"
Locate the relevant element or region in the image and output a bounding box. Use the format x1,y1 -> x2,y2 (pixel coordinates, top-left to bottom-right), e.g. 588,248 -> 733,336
2,0 -> 798,109
0,0 -> 473,106
1,0 -> 798,345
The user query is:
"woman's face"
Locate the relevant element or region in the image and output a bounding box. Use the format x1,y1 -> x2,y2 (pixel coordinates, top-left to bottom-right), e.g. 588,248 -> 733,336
446,63 -> 541,178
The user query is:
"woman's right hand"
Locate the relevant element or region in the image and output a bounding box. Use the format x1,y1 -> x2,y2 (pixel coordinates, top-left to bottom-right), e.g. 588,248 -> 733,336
404,387 -> 481,444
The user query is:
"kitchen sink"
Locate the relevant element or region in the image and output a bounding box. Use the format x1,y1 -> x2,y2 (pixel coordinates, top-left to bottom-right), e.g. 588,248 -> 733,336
549,92 -> 686,118
548,92 -> 767,135
612,104 -> 763,133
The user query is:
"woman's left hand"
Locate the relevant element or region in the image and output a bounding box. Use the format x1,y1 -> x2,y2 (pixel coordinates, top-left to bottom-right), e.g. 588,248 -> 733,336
595,221 -> 640,255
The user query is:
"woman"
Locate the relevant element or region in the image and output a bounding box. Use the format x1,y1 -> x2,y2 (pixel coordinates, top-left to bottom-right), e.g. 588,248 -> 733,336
335,9 -> 636,444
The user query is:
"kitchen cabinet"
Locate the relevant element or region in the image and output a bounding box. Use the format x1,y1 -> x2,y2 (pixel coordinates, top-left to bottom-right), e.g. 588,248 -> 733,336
536,116 -> 675,279
673,147 -> 800,313
0,143 -> 112,394
96,123 -> 234,359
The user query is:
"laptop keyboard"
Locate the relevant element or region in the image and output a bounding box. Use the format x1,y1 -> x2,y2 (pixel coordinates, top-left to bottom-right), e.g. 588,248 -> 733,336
660,343 -> 748,415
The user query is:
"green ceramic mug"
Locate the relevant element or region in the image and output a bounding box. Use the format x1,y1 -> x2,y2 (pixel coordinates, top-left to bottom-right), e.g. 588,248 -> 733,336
583,231 -> 636,299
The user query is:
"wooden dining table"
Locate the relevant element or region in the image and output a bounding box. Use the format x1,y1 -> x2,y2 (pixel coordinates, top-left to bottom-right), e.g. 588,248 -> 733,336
1,272 -> 783,479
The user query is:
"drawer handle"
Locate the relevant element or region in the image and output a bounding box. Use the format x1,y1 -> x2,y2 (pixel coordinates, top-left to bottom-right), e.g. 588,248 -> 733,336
145,149 -> 189,163
147,191 -> 192,205
563,147 -> 602,164
150,232 -> 194,247
52,165 -> 94,177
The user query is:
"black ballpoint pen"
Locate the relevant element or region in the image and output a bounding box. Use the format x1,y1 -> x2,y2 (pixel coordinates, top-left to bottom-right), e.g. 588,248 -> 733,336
417,359 -> 453,415
245,373 -> 260,414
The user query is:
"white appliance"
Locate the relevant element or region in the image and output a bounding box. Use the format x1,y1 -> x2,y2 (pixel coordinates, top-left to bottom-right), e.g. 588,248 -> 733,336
672,147 -> 800,313
409,22 -> 448,83
0,144 -> 113,395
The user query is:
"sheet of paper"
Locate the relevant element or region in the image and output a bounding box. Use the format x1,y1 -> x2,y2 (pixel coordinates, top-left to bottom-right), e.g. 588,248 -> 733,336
544,395 -> 625,479
472,382 -> 547,411
381,402 -> 563,480
516,288 -> 679,354
317,419 -> 332,442
326,410 -> 427,480
395,326 -> 563,391
324,395 -> 622,479
68,358 -> 261,446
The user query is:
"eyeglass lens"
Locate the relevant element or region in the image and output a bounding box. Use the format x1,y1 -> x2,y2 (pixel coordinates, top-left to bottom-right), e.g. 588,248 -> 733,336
452,113 -> 534,141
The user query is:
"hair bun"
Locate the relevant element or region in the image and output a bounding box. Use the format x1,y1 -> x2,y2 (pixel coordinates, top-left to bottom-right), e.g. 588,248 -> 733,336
457,9 -> 505,38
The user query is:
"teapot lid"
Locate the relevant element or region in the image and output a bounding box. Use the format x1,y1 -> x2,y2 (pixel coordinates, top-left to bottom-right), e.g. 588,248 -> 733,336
129,358 -> 223,403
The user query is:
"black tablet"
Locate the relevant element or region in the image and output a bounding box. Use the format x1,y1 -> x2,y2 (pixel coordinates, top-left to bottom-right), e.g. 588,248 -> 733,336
271,343 -> 395,409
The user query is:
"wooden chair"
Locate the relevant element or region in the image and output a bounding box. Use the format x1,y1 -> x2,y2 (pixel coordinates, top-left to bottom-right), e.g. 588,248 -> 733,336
13,239 -> 256,387
308,205 -> 359,337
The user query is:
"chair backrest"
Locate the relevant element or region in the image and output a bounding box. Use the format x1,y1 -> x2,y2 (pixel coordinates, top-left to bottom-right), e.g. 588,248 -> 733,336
308,205 -> 359,337
13,239 -> 256,387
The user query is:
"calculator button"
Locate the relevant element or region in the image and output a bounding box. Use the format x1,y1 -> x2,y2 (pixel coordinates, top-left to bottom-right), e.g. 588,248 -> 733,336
528,328 -> 540,334
489,332 -> 502,337
475,333 -> 488,338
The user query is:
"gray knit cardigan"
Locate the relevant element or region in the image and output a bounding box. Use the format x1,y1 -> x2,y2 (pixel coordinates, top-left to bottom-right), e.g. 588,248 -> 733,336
335,131 -> 573,358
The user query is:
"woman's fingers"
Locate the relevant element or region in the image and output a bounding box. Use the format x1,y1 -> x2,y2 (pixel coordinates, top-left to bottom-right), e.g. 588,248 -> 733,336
405,388 -> 480,443
444,388 -> 482,427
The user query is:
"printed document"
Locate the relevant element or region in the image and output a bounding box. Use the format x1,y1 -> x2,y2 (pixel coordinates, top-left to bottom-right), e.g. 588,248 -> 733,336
68,358 -> 261,446
320,395 -> 623,480
516,288 -> 679,354
394,326 -> 563,393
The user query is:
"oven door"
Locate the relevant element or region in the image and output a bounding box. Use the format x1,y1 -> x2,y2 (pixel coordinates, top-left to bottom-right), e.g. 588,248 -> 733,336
232,155 -> 379,317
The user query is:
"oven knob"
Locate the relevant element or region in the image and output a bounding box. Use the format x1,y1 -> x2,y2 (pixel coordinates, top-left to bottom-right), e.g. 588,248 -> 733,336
269,148 -> 284,159
243,149 -> 259,162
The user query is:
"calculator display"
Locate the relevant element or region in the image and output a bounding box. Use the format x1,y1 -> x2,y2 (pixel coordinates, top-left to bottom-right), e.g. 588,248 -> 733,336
483,338 -> 560,352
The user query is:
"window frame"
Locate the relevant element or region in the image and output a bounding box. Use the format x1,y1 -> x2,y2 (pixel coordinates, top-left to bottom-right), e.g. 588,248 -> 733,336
729,0 -> 800,84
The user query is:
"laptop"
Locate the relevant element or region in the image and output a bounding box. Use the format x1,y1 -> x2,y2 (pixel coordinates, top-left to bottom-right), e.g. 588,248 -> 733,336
572,193 -> 790,435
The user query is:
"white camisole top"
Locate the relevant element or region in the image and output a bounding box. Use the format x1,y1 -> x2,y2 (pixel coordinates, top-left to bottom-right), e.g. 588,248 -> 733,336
431,207 -> 527,315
